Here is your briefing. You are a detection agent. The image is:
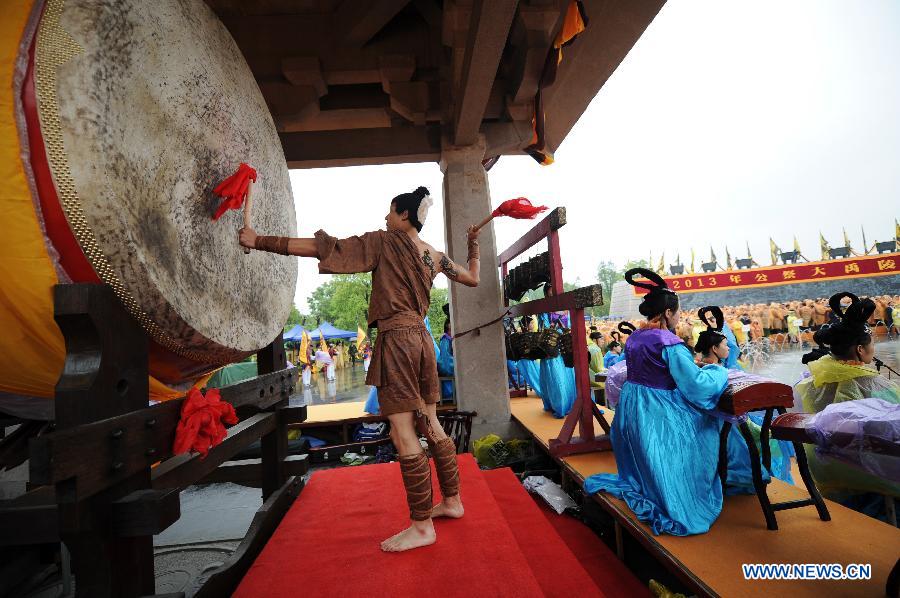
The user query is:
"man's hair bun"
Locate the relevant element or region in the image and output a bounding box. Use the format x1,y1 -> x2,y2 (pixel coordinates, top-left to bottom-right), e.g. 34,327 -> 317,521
413,186 -> 429,200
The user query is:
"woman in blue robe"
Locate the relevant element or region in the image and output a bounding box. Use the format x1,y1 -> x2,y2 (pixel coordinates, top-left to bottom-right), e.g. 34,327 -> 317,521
603,336 -> 625,369
696,306 -> 794,487
516,358 -> 542,396
507,360 -> 525,388
584,269 -> 729,536
537,313 -> 577,418
437,320 -> 455,399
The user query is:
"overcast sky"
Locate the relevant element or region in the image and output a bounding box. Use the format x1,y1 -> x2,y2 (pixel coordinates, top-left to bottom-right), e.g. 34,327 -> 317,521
288,0 -> 900,312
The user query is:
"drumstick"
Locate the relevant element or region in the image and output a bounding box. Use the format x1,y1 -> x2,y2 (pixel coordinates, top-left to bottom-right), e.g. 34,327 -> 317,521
472,214 -> 494,233
242,180 -> 254,255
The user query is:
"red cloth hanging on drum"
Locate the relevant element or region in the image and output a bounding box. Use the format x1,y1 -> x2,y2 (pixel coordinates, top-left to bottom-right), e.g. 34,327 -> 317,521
173,388 -> 238,458
212,162 -> 257,220
491,198 -> 549,220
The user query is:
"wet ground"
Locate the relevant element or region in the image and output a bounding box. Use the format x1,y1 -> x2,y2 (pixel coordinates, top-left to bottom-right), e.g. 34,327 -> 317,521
289,363 -> 370,407
746,337 -> 900,386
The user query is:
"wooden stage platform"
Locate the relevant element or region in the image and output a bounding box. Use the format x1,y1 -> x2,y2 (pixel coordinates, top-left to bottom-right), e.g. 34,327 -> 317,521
510,396 -> 899,598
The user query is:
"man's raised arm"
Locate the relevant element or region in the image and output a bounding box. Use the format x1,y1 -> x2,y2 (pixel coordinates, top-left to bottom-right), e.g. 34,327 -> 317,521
239,228 -> 318,257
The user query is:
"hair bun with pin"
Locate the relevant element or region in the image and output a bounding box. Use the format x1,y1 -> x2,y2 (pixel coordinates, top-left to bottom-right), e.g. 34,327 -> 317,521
625,268 -> 679,318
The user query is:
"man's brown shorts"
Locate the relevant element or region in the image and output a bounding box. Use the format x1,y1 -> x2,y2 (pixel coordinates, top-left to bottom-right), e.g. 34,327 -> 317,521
366,326 -> 440,416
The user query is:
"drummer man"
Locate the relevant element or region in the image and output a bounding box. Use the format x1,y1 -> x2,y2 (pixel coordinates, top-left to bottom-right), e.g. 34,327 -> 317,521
240,186 -> 480,553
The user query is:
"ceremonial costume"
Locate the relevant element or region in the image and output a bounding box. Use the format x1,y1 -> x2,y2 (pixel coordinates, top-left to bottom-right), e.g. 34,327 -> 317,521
364,317 -> 442,416
795,293 -> 900,503
695,306 -> 788,491
586,328 -> 728,535
795,356 -> 900,497
585,269 -> 729,536
315,228 -> 439,416
587,337 -> 604,388
538,314 -> 577,418
603,349 -> 624,369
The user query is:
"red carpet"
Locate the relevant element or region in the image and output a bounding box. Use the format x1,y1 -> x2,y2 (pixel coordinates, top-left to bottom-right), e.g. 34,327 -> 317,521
480,467 -> 604,597
523,477 -> 651,597
235,455 -> 543,597
235,455 -> 641,597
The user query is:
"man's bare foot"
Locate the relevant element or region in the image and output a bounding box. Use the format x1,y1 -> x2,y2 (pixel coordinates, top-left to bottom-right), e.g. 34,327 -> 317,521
380,519 -> 436,552
431,495 -> 464,518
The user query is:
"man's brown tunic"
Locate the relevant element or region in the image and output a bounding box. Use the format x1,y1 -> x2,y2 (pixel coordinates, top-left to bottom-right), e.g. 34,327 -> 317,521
315,229 -> 440,415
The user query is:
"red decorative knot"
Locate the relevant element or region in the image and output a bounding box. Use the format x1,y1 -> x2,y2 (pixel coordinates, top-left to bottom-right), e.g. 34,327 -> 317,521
173,388 -> 239,458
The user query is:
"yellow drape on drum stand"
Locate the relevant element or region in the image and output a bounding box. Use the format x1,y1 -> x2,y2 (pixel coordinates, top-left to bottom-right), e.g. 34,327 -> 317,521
0,0 -> 208,403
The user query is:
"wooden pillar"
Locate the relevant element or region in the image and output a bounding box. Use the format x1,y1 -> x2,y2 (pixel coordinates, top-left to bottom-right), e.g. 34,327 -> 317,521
52,284 -> 154,597
440,137 -> 512,442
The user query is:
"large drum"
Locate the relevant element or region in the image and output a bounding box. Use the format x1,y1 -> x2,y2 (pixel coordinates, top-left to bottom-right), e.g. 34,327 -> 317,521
1,0 -> 297,408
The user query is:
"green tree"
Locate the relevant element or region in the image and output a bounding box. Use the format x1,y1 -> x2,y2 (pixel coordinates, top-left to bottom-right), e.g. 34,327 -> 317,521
427,287 -> 449,338
307,273 -> 372,331
595,259 -> 649,317
284,304 -> 303,330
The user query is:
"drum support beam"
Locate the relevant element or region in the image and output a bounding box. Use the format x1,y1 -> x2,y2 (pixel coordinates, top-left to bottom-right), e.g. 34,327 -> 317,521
53,283 -> 155,597
0,284 -> 306,597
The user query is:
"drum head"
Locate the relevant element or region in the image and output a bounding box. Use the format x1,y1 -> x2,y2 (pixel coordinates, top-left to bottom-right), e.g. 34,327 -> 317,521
35,0 -> 297,364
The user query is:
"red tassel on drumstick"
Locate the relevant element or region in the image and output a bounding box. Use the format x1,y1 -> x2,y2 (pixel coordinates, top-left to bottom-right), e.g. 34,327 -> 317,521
472,197 -> 549,233
212,162 -> 257,254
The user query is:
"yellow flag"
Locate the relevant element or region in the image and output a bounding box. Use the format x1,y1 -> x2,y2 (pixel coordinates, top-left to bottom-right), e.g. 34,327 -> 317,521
843,227 -> 852,250
319,336 -> 327,352
656,252 -> 665,274
820,232 -> 831,260
793,236 -> 801,254
709,246 -> 717,264
690,248 -> 695,273
895,218 -> 899,241
299,331 -> 310,364
769,238 -> 780,265
356,325 -> 367,351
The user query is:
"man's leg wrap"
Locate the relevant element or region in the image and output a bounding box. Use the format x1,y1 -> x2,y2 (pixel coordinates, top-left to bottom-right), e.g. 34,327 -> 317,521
430,437 -> 460,498
399,452 -> 433,521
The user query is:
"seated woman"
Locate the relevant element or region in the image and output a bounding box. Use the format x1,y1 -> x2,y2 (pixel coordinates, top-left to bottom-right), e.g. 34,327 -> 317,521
604,322 -> 635,409
795,292 -> 900,515
603,332 -> 625,369
694,307 -> 792,488
588,327 -> 605,388
584,269 -> 729,536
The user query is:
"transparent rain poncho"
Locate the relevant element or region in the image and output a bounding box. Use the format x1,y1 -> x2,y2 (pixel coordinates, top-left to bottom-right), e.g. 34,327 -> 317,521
794,355 -> 900,497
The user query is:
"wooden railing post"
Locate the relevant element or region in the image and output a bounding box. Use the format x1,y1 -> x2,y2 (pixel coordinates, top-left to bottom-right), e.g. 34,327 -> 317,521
52,283 -> 154,597
258,334 -> 289,500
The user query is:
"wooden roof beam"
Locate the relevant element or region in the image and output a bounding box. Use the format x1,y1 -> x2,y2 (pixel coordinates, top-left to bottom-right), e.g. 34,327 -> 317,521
281,125 -> 442,168
505,0 -> 565,104
336,0 -> 412,47
452,0 -> 519,146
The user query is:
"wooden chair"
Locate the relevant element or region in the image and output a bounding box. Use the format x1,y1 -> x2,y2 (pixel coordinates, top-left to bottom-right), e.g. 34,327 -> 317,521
436,410 -> 476,454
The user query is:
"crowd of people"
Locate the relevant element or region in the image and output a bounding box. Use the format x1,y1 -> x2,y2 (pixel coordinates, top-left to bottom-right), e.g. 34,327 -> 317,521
291,339 -> 373,386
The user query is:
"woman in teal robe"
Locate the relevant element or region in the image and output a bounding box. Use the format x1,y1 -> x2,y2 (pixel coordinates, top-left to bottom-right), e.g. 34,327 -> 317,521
584,269 -> 729,536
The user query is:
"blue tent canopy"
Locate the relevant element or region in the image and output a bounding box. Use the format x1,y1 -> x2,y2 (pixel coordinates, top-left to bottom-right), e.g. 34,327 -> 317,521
308,321 -> 357,341
283,324 -> 308,341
